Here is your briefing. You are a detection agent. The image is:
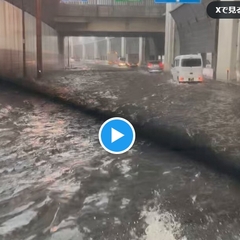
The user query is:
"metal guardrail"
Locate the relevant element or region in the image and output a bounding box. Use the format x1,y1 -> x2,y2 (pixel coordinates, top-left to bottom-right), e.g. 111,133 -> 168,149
60,0 -> 158,6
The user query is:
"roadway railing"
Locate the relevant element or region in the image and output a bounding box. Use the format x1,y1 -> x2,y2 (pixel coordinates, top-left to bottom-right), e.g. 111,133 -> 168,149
60,0 -> 158,6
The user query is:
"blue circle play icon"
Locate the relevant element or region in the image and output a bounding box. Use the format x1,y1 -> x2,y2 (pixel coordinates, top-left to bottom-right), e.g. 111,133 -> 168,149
99,117 -> 136,154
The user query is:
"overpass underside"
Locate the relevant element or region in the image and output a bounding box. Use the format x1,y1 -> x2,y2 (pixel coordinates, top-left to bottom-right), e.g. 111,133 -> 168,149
55,18 -> 165,37
56,2 -> 165,65
55,3 -> 165,37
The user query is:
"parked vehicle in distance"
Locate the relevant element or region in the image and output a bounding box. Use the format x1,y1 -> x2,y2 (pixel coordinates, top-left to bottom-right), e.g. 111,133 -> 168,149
107,52 -> 118,65
126,53 -> 139,67
147,60 -> 164,73
118,57 -> 127,66
171,54 -> 203,83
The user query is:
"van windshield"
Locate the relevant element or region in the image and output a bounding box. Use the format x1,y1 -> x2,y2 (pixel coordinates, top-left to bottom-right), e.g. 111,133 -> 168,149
181,58 -> 202,67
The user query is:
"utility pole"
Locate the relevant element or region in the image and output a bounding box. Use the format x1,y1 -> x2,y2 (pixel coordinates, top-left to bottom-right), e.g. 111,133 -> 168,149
22,0 -> 26,77
36,0 -> 42,78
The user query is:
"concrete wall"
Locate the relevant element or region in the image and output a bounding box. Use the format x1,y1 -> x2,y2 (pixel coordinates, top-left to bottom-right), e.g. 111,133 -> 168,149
42,22 -> 59,72
0,0 -> 23,79
147,37 -> 163,60
85,43 -> 95,59
98,39 -> 107,60
170,0 -> 216,55
6,0 -> 59,28
0,0 -> 60,80
216,18 -> 239,82
24,12 -> 37,77
110,38 -> 121,56
126,38 -> 139,54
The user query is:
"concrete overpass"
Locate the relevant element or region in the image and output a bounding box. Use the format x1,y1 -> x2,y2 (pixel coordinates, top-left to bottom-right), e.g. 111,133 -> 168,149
55,1 -> 165,37
57,0 -> 165,65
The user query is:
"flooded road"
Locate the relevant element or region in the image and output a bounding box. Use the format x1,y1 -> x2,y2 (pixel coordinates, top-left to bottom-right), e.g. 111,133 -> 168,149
1,82 -> 240,240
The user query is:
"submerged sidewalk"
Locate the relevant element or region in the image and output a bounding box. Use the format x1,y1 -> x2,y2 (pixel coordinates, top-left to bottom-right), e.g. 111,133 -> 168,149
3,65 -> 240,179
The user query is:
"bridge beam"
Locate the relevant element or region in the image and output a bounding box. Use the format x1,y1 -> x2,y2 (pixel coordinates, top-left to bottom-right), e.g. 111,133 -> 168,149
57,4 -> 165,19
55,18 -> 165,36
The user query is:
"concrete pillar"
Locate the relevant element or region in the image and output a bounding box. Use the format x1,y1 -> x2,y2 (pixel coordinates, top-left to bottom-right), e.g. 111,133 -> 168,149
121,37 -> 126,57
82,44 -> 86,60
94,42 -> 98,59
216,18 -> 238,81
107,37 -> 111,53
58,35 -> 64,69
139,37 -> 143,65
201,53 -> 207,67
164,3 -> 175,71
69,37 -> 74,58
145,38 -> 150,62
139,37 -> 146,65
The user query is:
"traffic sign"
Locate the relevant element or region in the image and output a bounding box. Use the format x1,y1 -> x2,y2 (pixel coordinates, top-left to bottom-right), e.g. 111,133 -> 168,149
99,117 -> 136,154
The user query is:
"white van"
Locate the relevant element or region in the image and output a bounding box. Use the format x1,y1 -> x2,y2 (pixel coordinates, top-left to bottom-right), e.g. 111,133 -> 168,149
171,54 -> 203,83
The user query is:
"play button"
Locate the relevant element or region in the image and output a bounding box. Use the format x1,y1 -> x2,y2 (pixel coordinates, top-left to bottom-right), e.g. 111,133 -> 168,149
111,128 -> 124,143
99,117 -> 136,154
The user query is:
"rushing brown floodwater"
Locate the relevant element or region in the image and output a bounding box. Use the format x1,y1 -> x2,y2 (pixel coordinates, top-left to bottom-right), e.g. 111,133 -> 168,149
1,82 -> 240,240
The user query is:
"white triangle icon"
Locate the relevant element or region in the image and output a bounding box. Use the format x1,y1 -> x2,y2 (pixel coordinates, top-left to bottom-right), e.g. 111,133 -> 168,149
111,128 -> 124,143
